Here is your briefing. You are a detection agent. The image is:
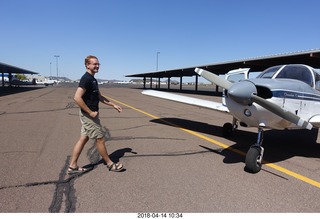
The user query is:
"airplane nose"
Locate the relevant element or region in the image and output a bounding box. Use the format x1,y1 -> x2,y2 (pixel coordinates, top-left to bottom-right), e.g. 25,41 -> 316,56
228,80 -> 257,105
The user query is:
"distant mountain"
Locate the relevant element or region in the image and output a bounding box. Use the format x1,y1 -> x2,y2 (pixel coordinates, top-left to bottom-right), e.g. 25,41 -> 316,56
49,76 -> 72,81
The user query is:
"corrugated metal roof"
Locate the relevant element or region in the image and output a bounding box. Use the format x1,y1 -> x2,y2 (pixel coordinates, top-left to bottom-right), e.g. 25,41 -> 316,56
0,62 -> 39,74
126,49 -> 320,78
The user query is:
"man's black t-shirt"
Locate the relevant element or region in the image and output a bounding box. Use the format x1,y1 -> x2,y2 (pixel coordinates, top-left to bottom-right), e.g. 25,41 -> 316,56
79,72 -> 100,112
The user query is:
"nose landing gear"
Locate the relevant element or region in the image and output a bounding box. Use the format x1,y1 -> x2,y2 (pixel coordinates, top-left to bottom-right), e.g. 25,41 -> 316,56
245,127 -> 264,173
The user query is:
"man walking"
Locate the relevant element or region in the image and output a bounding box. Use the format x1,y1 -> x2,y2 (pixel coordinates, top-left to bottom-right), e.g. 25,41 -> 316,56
68,55 -> 123,174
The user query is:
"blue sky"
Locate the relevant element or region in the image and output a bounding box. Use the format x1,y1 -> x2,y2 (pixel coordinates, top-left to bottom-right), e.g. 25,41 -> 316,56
1,0 -> 319,81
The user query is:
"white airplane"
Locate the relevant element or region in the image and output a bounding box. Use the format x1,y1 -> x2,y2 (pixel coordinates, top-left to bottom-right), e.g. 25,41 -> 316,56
10,77 -> 37,86
142,64 -> 320,173
36,79 -> 56,86
1,74 -> 56,87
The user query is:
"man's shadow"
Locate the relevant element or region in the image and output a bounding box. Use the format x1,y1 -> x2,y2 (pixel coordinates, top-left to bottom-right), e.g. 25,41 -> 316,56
83,147 -> 137,172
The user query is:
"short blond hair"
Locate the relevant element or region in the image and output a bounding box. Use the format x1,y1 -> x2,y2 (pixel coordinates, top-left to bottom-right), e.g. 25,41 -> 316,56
85,55 -> 98,65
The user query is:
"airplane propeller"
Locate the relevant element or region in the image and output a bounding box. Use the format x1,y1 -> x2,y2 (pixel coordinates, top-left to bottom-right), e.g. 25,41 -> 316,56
195,68 -> 313,130
195,68 -> 232,90
251,95 -> 312,130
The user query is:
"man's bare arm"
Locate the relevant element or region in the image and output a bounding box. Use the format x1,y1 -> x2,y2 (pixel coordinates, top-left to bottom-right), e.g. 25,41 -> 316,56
99,93 -> 122,113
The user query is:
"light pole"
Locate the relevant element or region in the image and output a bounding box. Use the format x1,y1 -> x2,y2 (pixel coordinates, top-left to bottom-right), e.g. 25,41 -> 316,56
50,62 -> 52,77
156,52 -> 160,71
54,55 -> 60,81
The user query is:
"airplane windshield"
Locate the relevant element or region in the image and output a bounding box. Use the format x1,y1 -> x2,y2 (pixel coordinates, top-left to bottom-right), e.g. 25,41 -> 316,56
276,65 -> 313,87
257,65 -> 315,87
257,66 -> 282,78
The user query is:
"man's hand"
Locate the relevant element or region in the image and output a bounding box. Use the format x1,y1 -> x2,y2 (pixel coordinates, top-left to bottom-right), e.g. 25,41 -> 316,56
89,111 -> 99,118
113,105 -> 122,113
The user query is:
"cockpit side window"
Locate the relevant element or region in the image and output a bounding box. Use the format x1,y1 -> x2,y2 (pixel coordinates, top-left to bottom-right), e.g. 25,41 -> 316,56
227,73 -> 245,83
276,65 -> 313,87
313,69 -> 320,91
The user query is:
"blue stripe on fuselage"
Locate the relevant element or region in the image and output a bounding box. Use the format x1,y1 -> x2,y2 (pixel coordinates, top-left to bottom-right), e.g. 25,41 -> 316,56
272,90 -> 320,102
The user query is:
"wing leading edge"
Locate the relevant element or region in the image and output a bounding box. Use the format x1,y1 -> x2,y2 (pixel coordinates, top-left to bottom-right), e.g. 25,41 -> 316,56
142,90 -> 229,112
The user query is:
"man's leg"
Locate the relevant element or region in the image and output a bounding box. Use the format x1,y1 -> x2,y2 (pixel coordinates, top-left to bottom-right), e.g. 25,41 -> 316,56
69,135 -> 89,168
95,137 -> 123,171
96,137 -> 113,166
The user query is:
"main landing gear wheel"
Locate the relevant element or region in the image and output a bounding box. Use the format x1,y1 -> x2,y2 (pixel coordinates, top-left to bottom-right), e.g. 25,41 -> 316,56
245,144 -> 262,173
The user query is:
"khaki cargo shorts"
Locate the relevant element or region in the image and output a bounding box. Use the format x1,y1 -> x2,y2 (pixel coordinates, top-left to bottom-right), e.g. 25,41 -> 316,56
79,111 -> 106,139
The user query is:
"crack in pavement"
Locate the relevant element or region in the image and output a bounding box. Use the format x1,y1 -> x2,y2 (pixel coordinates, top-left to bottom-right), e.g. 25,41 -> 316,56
0,146 -> 99,212
0,125 -> 206,212
49,145 -> 101,212
0,102 -> 78,116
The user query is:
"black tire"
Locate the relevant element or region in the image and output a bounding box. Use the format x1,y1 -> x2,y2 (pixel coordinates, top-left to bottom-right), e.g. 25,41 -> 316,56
222,123 -> 233,137
245,145 -> 262,173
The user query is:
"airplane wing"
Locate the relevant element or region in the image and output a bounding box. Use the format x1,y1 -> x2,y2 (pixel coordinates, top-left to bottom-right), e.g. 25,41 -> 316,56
142,90 -> 229,112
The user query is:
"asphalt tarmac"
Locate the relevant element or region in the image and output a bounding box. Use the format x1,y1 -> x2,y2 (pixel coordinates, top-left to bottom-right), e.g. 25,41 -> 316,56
0,84 -> 320,213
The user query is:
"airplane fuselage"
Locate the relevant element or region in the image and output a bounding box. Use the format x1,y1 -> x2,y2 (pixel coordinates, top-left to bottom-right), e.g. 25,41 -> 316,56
226,75 -> 320,130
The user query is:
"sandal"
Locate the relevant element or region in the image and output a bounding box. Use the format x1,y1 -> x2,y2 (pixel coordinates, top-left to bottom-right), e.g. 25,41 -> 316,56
67,166 -> 88,175
107,162 -> 123,172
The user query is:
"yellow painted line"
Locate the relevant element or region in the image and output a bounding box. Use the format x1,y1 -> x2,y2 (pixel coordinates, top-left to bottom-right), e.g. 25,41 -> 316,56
106,95 -> 320,189
265,163 -> 320,188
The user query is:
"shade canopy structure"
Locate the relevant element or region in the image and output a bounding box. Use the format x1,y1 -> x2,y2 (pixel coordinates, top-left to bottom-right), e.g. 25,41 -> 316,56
126,49 -> 320,90
0,62 -> 39,74
1,62 -> 39,87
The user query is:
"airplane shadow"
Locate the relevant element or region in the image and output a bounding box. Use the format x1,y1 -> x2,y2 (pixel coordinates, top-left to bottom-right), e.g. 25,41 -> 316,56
150,117 -> 320,165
